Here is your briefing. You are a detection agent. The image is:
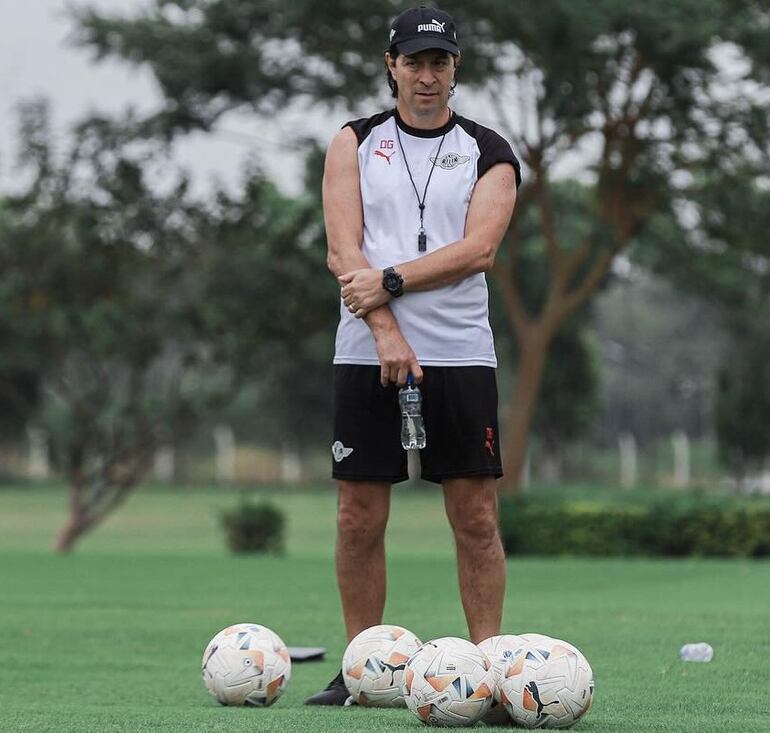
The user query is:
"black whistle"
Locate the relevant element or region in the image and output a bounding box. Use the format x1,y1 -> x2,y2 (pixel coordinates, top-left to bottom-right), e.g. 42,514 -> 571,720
418,231 -> 427,252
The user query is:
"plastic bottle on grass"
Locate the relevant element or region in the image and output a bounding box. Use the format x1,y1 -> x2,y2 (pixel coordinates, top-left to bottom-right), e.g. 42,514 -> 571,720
679,643 -> 714,662
399,374 -> 426,450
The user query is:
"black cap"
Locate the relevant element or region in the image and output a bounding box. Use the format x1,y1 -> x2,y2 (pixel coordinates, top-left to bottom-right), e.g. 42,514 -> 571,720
389,6 -> 460,56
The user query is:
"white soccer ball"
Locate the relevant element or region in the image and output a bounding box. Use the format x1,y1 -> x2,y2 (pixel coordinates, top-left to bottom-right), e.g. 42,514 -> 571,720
201,622 -> 291,706
500,638 -> 594,728
518,633 -> 585,662
518,632 -> 554,647
403,636 -> 496,727
478,634 -> 526,725
478,634 -> 526,701
342,624 -> 422,707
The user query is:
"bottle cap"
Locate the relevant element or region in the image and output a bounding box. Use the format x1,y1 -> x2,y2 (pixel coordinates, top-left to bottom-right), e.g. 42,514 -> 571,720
406,373 -> 415,386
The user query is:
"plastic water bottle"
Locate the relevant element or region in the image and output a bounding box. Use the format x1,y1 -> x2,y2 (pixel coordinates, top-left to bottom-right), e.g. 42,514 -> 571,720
399,374 -> 426,450
679,643 -> 714,662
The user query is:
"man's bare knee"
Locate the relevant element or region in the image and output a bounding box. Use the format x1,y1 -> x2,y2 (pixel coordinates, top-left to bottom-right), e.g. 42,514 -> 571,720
444,484 -> 500,548
450,511 -> 500,548
337,482 -> 390,545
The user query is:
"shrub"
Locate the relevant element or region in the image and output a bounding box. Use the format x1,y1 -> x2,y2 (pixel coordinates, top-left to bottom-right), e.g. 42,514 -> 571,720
221,500 -> 286,554
499,497 -> 770,558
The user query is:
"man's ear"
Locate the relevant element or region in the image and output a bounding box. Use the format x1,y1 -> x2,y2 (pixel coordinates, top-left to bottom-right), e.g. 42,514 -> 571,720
385,51 -> 397,78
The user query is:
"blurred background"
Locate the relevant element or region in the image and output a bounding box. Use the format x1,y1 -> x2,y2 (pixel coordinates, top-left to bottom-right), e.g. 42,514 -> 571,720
0,0 -> 769,553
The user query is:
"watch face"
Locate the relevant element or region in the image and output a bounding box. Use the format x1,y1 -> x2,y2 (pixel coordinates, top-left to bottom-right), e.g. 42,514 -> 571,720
384,273 -> 399,290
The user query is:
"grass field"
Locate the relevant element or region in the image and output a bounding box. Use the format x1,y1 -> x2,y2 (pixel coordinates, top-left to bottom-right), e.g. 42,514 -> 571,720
0,484 -> 769,732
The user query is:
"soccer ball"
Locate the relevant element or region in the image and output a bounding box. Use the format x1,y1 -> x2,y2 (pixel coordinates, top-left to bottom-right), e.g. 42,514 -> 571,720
201,623 -> 291,706
517,633 -> 584,658
500,637 -> 593,728
478,634 -> 526,698
342,624 -> 422,706
518,632 -> 554,647
403,636 -> 496,727
478,634 -> 525,725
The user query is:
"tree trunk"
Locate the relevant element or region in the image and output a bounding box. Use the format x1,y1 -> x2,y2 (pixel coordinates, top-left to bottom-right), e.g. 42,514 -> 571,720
500,330 -> 552,494
55,512 -> 94,553
56,467 -> 88,553
55,458 -> 148,552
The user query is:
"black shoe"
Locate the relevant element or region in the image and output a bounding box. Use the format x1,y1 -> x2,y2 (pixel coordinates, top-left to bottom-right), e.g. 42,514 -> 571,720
304,670 -> 353,706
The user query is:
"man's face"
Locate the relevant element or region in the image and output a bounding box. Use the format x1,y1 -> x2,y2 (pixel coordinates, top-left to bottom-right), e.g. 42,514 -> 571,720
387,49 -> 458,116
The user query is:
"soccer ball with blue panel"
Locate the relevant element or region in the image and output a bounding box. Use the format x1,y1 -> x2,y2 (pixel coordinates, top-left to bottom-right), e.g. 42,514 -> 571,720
403,636 -> 496,727
478,634 -> 526,725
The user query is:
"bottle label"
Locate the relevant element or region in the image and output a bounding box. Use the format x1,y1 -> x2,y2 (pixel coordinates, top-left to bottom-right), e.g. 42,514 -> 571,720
405,393 -> 419,403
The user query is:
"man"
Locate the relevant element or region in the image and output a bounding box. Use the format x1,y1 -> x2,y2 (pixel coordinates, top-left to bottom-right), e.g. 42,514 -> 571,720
305,4 -> 520,705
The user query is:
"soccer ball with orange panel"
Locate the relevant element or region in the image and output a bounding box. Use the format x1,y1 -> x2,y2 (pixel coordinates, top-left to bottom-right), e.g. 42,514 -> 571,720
403,636 -> 496,727
342,624 -> 422,706
500,636 -> 593,728
201,623 -> 291,706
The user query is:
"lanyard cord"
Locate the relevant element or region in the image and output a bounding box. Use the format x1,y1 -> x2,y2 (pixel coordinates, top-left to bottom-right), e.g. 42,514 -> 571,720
394,121 -> 448,252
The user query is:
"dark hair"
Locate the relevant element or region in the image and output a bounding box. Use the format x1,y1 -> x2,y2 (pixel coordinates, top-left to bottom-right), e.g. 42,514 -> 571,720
385,48 -> 459,99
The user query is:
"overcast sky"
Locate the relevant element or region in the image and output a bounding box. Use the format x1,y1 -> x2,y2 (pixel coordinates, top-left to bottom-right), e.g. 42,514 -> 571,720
0,0 -> 330,196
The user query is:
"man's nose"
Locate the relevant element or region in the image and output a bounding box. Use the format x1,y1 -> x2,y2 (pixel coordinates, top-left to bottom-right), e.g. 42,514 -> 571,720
417,65 -> 436,85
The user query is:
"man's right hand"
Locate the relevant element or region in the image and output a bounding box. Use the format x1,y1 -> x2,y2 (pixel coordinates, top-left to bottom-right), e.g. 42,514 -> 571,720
372,325 -> 423,387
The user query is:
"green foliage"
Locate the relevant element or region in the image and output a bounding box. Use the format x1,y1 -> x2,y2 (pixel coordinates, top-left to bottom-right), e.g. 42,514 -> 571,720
194,146 -> 337,447
499,496 -> 770,557
0,101 -> 335,547
641,176 -> 770,322
638,175 -> 770,472
0,101 -> 211,484
221,500 -> 286,554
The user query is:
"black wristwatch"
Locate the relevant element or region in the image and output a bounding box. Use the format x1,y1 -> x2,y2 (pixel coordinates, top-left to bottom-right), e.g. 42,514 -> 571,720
382,267 -> 404,298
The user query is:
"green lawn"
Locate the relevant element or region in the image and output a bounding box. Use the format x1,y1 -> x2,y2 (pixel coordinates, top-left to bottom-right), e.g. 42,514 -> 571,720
0,485 -> 768,732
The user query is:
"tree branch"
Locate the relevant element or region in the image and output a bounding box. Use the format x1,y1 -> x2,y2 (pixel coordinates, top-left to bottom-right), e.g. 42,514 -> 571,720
534,166 -> 562,277
492,221 -> 531,341
560,243 -> 623,317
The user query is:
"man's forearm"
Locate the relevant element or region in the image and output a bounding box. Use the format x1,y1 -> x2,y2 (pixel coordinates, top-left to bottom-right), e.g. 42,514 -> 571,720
328,240 -> 400,330
397,235 -> 495,293
327,239 -> 370,279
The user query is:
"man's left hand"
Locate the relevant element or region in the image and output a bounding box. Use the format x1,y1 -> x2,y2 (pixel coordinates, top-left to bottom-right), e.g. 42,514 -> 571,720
339,268 -> 390,318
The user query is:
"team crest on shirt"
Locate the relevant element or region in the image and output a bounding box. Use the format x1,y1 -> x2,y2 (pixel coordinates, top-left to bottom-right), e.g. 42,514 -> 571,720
430,152 -> 471,170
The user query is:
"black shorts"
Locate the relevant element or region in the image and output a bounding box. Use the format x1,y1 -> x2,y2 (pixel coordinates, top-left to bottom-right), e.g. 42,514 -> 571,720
331,365 -> 503,484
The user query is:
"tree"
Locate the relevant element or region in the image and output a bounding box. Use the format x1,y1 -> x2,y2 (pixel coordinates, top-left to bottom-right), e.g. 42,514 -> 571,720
72,0 -> 770,492
191,144 -> 337,450
592,270 -> 728,446
0,101 -> 333,550
638,169 -> 770,485
490,181 -> 601,480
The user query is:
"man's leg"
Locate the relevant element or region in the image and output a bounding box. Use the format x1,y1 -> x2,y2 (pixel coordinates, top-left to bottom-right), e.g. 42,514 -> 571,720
305,480 -> 391,706
443,477 -> 506,643
336,480 -> 391,640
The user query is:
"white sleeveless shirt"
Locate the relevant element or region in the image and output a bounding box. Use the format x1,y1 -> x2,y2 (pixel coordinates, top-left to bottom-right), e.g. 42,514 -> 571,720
333,109 -> 520,367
